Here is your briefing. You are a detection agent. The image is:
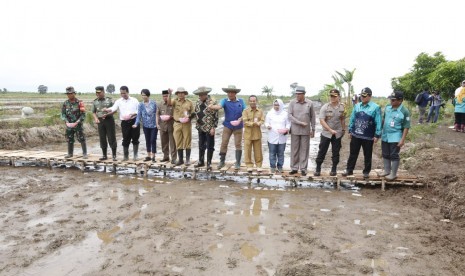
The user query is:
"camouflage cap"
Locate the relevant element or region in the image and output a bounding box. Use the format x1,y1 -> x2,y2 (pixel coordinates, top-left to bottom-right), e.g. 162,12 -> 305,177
65,86 -> 76,94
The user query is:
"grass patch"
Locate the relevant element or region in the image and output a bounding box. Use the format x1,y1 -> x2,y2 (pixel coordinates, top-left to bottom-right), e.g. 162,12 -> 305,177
406,123 -> 438,142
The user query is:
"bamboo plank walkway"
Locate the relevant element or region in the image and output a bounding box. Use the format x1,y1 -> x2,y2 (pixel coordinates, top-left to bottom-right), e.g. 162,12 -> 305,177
0,150 -> 423,191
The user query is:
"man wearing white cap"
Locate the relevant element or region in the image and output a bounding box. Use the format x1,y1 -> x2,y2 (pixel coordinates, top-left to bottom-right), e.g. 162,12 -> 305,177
288,86 -> 316,176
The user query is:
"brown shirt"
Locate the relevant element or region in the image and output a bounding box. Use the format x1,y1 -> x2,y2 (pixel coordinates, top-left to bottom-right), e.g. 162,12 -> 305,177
171,98 -> 194,122
157,100 -> 174,132
288,98 -> 316,135
242,107 -> 264,140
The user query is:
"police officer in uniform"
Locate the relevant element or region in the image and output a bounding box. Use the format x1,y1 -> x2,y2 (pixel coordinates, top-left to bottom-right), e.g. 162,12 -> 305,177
61,86 -> 87,159
92,86 -> 117,161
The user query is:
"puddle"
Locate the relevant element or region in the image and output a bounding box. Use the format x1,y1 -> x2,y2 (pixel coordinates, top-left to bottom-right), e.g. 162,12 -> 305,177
248,224 -> 267,235
22,232 -> 104,275
240,242 -> 260,261
109,188 -> 125,201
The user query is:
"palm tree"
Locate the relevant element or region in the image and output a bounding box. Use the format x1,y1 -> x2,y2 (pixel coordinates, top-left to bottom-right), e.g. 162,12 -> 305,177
261,85 -> 274,99
336,68 -> 356,106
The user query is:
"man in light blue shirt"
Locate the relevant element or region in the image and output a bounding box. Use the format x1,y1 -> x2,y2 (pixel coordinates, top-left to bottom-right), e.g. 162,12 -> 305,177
379,91 -> 410,181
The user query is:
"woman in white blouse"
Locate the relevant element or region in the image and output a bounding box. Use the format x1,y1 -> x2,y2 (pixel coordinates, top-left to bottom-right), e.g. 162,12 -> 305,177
265,99 -> 290,173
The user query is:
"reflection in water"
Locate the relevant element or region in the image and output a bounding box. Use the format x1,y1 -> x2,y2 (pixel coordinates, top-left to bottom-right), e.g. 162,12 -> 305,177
248,224 -> 266,235
240,242 -> 260,261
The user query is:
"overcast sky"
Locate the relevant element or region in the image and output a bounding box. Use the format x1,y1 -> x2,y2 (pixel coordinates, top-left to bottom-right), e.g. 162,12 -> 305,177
1,0 -> 463,97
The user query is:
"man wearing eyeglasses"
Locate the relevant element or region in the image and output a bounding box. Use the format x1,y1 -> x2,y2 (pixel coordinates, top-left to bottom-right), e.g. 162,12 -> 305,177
379,91 -> 410,180
342,87 -> 382,179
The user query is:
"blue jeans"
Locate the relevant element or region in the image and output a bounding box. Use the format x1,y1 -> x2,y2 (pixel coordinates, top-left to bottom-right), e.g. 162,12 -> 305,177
426,106 -> 440,123
143,127 -> 158,153
268,142 -> 286,169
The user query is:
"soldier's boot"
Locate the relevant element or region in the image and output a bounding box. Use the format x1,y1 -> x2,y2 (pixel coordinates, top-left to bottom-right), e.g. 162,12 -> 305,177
81,141 -> 88,159
314,162 -> 322,176
175,150 -> 184,166
377,158 -> 391,177
385,160 -> 399,181
65,143 -> 74,159
194,150 -> 205,168
99,148 -> 108,161
206,150 -> 214,170
111,147 -> 117,161
217,153 -> 226,169
234,150 -> 242,170
185,149 -> 191,166
133,144 -> 139,161
123,146 -> 129,161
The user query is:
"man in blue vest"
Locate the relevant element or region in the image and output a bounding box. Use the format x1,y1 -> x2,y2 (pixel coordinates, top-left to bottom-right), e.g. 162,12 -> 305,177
342,87 -> 382,178
209,85 -> 246,170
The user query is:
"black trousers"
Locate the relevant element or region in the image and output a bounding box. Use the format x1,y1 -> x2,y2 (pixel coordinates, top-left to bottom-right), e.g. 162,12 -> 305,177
316,135 -> 342,166
346,136 -> 374,174
121,119 -> 140,147
198,130 -> 215,153
381,141 -> 400,161
97,116 -> 117,150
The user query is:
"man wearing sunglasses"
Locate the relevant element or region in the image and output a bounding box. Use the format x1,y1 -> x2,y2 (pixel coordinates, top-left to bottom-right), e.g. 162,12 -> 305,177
379,91 -> 410,180
342,87 -> 382,178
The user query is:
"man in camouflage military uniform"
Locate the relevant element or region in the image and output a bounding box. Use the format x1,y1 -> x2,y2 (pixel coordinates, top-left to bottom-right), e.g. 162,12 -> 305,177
193,86 -> 218,170
61,86 -> 87,159
92,86 -> 117,161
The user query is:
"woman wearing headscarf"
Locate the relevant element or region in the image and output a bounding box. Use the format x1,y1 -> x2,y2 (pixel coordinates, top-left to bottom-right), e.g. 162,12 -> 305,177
133,89 -> 158,161
265,99 -> 290,173
454,81 -> 465,132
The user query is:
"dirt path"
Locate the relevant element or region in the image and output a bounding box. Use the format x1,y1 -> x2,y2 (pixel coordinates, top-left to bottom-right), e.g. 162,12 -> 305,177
0,163 -> 463,276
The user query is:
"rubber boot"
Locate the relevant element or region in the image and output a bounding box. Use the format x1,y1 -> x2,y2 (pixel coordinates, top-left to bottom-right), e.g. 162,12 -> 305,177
99,148 -> 108,161
65,143 -> 74,158
330,163 -> 337,176
81,141 -> 88,159
206,150 -> 214,170
133,144 -> 139,161
111,147 -> 117,161
175,150 -> 184,166
314,163 -> 322,176
385,160 -> 399,181
185,149 -> 191,166
234,150 -> 242,170
194,150 -> 205,168
217,153 -> 226,169
378,158 -> 391,177
123,146 -> 129,161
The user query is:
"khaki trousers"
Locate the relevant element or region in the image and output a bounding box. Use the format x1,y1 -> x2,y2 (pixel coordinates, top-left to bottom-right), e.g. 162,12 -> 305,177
160,128 -> 176,160
173,122 -> 192,149
290,134 -> 310,171
220,127 -> 242,153
244,139 -> 263,168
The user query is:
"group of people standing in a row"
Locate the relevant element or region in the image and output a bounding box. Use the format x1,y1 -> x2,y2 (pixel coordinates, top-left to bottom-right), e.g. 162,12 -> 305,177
61,84 -> 411,180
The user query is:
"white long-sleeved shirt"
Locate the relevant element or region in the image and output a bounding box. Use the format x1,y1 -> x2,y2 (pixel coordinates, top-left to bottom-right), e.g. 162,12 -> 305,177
109,96 -> 139,121
265,108 -> 291,144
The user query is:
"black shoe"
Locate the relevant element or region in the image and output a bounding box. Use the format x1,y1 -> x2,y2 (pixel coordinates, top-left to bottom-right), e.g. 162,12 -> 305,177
289,170 -> 298,175
363,173 -> 370,179
161,157 -> 170,162
144,157 -> 151,161
342,171 -> 353,177
329,171 -> 337,176
313,171 -> 321,176
152,157 -> 156,162
99,156 -> 108,161
301,171 -> 307,176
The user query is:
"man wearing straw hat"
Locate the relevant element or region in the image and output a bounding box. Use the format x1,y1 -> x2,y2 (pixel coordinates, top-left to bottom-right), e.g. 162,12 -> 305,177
193,86 -> 218,170
209,85 -> 246,170
168,87 -> 194,166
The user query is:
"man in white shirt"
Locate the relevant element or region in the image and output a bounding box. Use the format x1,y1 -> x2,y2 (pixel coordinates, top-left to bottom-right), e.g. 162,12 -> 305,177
105,86 -> 140,161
